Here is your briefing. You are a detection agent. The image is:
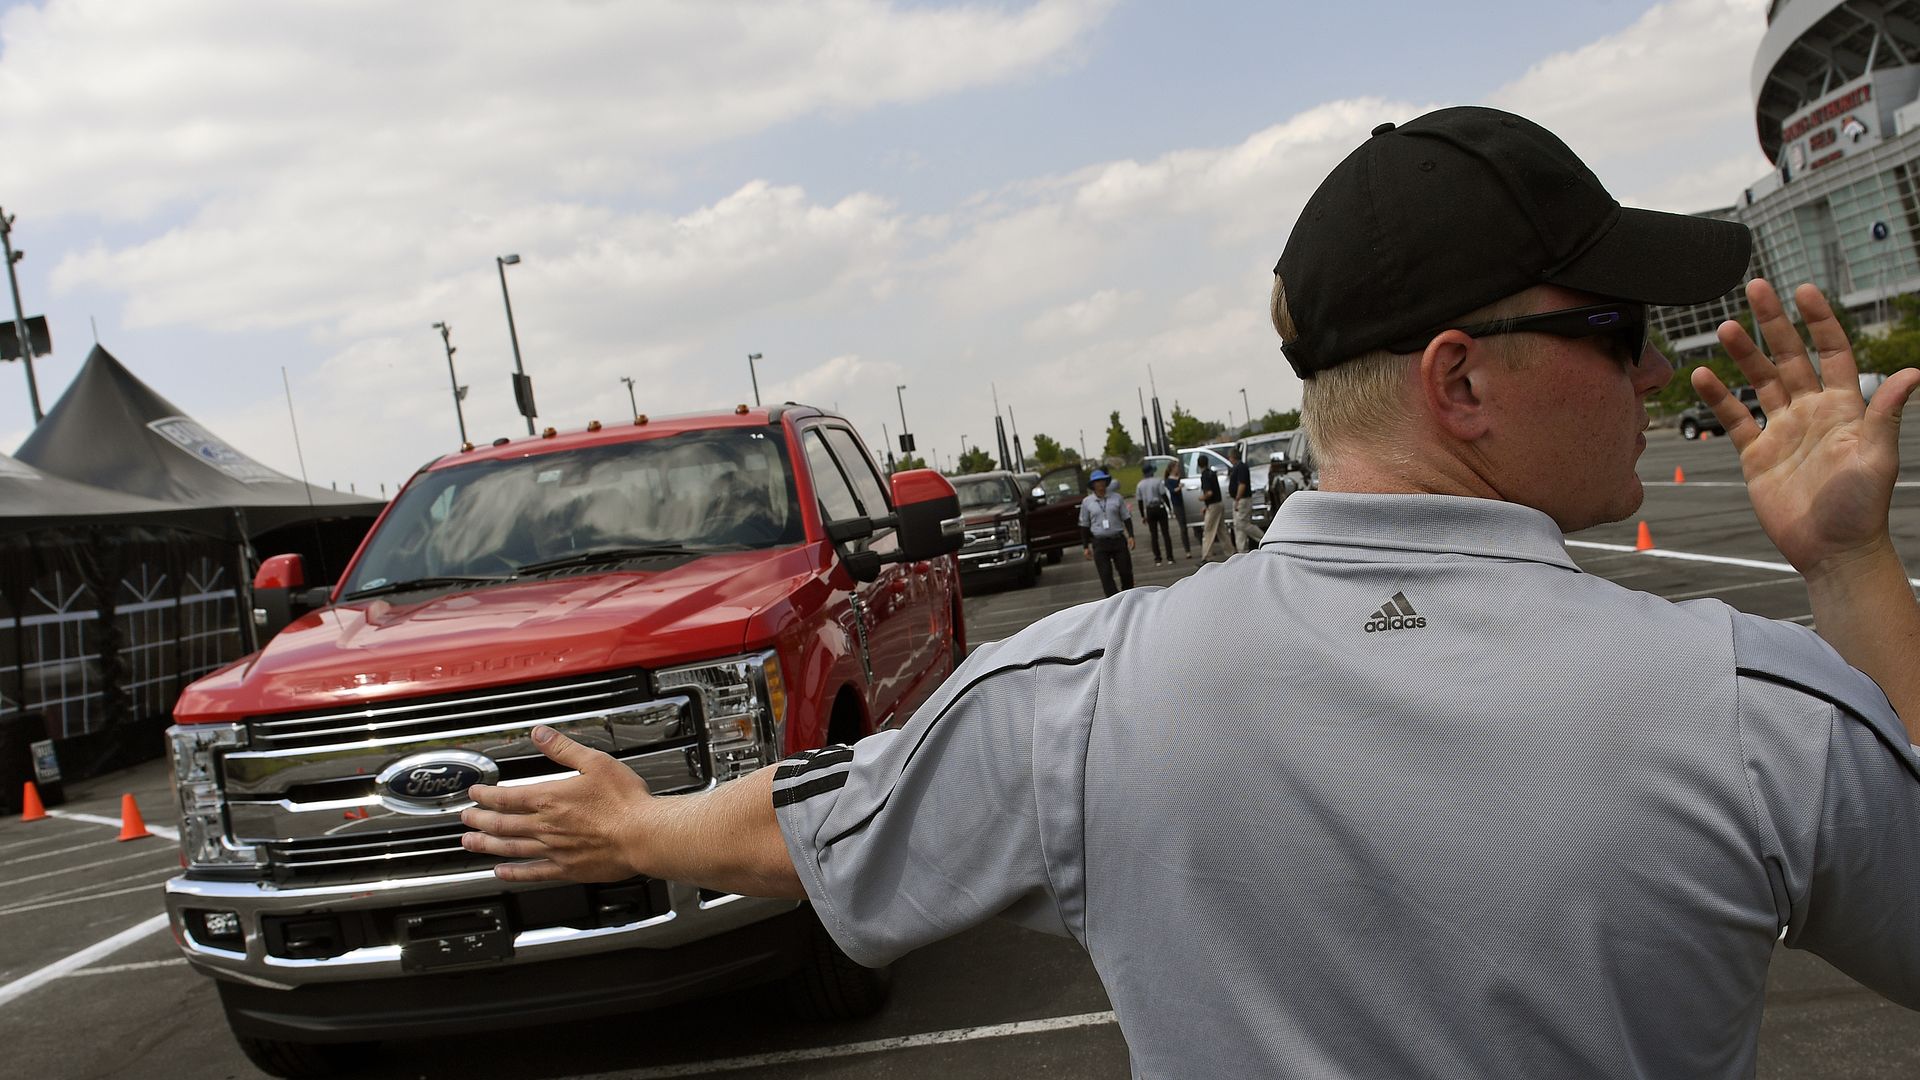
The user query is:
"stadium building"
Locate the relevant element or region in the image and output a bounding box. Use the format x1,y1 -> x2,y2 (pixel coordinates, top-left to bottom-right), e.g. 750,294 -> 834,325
1652,0 -> 1920,357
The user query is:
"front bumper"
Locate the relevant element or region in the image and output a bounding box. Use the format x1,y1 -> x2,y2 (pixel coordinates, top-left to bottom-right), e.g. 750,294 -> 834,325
958,543 -> 1031,575
212,907 -> 815,1043
166,866 -> 800,991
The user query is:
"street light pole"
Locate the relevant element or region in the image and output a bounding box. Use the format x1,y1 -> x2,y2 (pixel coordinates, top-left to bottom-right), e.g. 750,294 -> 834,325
0,208 -> 44,424
895,384 -> 909,435
496,253 -> 534,435
747,353 -> 762,406
432,321 -> 468,444
1240,388 -> 1251,429
619,375 -> 638,418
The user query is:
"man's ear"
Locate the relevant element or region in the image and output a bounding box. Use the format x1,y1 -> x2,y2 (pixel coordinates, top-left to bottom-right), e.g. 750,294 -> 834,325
1418,330 -> 1491,442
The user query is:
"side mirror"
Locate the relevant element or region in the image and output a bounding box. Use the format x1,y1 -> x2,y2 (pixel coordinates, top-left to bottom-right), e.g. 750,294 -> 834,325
822,469 -> 963,585
1031,486 -> 1046,500
251,554 -> 328,640
889,469 -> 963,561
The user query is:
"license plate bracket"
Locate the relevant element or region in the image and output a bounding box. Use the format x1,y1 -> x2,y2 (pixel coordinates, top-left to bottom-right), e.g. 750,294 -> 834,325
397,901 -> 513,972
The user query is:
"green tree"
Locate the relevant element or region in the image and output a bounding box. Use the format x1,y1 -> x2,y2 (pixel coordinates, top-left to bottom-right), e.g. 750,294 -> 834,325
1857,294 -> 1920,375
1031,433 -> 1064,466
1102,410 -> 1138,461
1256,408 -> 1301,433
1166,405 -> 1224,448
896,453 -> 927,470
958,445 -> 995,474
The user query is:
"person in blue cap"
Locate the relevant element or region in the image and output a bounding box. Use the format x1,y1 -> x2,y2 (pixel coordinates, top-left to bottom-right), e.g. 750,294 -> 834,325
1077,468 -> 1134,596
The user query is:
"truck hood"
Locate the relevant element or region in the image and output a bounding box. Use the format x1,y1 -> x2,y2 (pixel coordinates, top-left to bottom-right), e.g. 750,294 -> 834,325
177,546 -> 822,721
962,506 -> 1019,525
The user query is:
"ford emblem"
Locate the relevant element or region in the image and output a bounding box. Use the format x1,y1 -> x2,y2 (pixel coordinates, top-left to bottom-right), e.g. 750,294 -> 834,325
375,749 -> 499,813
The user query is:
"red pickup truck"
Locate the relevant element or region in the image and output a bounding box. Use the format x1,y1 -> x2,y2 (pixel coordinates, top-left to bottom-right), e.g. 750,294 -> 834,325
162,405 -> 963,1077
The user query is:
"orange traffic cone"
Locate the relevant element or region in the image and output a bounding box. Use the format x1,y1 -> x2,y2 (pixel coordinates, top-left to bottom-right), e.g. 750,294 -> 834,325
1674,466 -> 1686,484
19,781 -> 45,822
116,793 -> 152,841
1635,521 -> 1655,551
1701,430 -> 1714,440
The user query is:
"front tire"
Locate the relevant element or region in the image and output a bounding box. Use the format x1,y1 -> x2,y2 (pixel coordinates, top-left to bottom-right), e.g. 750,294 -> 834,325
1045,547 -> 1063,565
1679,419 -> 1699,440
784,908 -> 892,1021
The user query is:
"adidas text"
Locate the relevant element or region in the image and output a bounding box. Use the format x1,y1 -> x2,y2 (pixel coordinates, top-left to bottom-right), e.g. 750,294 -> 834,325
1363,591 -> 1426,633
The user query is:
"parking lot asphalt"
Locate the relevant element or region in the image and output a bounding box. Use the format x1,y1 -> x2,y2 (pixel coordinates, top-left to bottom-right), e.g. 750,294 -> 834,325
4,423 -> 1920,1079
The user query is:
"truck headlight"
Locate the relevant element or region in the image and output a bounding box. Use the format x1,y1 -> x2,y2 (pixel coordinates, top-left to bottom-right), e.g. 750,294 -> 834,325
654,651 -> 786,783
166,723 -> 263,872
1000,515 -> 1023,545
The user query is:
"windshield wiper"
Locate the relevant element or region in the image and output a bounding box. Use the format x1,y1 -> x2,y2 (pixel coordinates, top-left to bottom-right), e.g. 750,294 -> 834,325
339,574 -> 512,601
512,544 -> 734,576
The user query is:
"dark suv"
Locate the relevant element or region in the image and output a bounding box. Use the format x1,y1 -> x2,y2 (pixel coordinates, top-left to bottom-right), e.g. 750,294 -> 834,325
1678,386 -> 1765,439
952,471 -> 1039,588
1018,464 -> 1086,564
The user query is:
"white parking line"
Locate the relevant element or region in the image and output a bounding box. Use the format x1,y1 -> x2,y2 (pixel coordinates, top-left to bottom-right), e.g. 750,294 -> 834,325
66,957 -> 187,978
0,846 -> 176,890
0,912 -> 169,1009
0,829 -> 94,855
46,809 -> 178,842
1565,539 -> 1920,588
0,836 -> 119,868
588,1010 -> 1120,1079
0,870 -> 174,918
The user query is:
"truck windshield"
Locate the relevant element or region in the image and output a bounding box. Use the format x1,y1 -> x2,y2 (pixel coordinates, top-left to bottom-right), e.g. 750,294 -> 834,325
1241,435 -> 1293,465
341,428 -> 803,594
953,477 -> 1016,511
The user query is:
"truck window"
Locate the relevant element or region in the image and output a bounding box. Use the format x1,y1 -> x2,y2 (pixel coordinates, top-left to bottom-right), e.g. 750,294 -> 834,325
823,427 -> 891,519
802,430 -> 863,524
340,427 -> 802,593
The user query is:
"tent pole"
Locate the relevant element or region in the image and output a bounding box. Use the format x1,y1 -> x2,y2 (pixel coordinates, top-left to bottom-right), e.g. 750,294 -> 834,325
0,208 -> 44,424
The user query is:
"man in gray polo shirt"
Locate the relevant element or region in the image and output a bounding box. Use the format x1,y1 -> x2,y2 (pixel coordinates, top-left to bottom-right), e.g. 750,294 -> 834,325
465,107 -> 1920,1078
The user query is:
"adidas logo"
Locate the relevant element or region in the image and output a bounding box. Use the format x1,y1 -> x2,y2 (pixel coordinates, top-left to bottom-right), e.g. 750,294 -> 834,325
1363,591 -> 1427,634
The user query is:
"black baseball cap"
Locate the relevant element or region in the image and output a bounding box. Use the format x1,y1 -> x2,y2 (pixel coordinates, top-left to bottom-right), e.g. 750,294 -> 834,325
1274,106 -> 1752,378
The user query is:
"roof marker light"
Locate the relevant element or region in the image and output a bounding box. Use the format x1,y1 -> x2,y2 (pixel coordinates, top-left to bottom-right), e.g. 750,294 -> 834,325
542,427 -> 558,438
586,420 -> 602,432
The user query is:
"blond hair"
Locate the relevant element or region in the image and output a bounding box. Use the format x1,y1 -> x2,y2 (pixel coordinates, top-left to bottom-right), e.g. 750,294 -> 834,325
1272,276 -> 1537,468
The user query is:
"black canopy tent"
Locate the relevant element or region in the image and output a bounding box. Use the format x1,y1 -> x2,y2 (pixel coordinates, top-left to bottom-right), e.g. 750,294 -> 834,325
3,348 -> 383,794
0,452 -> 249,799
15,345 -> 383,568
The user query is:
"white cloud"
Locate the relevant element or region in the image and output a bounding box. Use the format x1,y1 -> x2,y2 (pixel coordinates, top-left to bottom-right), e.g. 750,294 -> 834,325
0,0 -> 1117,219
1024,289 -> 1139,340
1,0 -> 1780,488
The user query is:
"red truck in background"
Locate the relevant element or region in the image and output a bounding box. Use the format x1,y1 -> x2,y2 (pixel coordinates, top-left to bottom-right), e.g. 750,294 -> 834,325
162,404 -> 963,1077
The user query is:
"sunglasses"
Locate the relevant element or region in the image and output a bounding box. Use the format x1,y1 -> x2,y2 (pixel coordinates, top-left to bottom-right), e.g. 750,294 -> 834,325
1386,303 -> 1649,365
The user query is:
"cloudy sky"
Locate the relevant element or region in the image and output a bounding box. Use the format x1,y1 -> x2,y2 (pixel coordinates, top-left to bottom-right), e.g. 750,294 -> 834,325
0,0 -> 1773,492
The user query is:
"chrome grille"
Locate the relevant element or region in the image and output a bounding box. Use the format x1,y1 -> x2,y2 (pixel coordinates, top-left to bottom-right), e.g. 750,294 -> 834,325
227,670 -> 709,886
248,672 -> 651,751
262,823 -> 496,885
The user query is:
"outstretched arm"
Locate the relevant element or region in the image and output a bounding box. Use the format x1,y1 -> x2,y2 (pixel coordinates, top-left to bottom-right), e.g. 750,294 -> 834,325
1705,278 -> 1920,739
461,725 -> 804,897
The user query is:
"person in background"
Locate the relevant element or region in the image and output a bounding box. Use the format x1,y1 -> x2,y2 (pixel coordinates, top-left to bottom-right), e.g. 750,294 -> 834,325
1196,456 -> 1227,560
1078,468 -> 1135,596
1135,462 -> 1173,566
1227,446 -> 1259,552
1163,458 -> 1194,559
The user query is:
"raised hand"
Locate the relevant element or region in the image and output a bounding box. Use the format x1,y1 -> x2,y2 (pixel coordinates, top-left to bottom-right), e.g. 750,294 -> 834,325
461,725 -> 656,883
1703,279 -> 1920,576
